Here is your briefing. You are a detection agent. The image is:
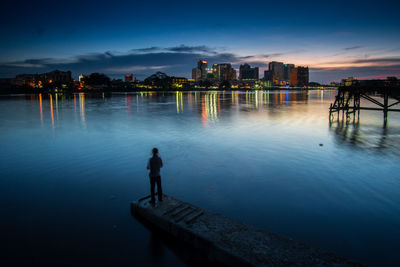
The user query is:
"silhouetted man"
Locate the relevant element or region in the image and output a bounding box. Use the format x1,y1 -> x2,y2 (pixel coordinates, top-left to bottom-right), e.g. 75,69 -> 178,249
147,148 -> 163,205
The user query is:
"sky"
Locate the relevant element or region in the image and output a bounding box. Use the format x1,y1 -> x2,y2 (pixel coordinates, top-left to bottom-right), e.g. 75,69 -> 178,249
0,0 -> 399,83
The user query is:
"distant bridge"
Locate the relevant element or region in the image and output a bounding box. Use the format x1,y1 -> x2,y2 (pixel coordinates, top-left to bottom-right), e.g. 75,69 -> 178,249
329,86 -> 400,127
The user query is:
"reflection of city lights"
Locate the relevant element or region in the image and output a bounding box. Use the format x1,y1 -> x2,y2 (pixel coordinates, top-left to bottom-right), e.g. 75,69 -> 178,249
79,93 -> 86,128
255,91 -> 258,108
127,94 -> 131,115
74,94 -> 77,121
286,90 -> 289,104
49,94 -> 54,129
176,91 -> 180,113
175,91 -> 184,114
188,92 -> 193,110
55,93 -> 59,120
201,92 -> 219,126
201,94 -> 208,126
39,93 -> 43,126
180,91 -> 183,112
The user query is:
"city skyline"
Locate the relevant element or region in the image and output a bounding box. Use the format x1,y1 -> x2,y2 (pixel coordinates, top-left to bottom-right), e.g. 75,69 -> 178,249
1,0 -> 399,83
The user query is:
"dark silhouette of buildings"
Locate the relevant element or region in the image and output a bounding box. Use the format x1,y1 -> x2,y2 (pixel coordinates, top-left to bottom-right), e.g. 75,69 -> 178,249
284,64 -> 295,81
263,70 -> 273,83
297,67 -> 309,87
14,70 -> 72,87
213,63 -> 236,81
192,60 -> 208,81
239,63 -> 259,80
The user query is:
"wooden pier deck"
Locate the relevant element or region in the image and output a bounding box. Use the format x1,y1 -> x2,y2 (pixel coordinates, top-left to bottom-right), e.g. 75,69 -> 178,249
131,195 -> 361,266
329,85 -> 400,126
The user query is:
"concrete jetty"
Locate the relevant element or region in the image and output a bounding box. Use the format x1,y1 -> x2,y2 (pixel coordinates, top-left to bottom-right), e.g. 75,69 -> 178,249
131,195 -> 361,266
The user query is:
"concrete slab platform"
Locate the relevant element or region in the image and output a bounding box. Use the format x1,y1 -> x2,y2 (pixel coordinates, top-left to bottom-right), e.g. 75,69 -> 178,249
131,195 -> 362,266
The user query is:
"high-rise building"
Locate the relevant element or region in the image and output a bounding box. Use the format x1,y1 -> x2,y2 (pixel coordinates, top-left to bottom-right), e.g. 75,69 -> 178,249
213,63 -> 236,81
239,63 -> 259,80
290,66 -> 309,87
192,60 -> 208,81
290,68 -> 298,87
268,61 -> 285,85
192,68 -> 201,80
264,70 -> 273,82
284,64 -> 295,82
125,73 -> 133,83
198,60 -> 208,79
297,66 -> 309,87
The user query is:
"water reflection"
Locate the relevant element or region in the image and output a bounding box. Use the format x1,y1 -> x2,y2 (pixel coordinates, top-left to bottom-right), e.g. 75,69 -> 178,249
39,93 -> 43,126
49,94 -> 54,128
203,92 -> 219,123
2,90 -> 400,266
55,93 -> 59,121
176,91 -> 183,113
29,90 -> 399,155
79,93 -> 86,128
329,121 -> 400,154
30,91 -> 316,129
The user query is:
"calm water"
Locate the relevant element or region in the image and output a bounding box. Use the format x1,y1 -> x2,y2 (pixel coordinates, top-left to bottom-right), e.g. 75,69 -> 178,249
1,90 -> 400,266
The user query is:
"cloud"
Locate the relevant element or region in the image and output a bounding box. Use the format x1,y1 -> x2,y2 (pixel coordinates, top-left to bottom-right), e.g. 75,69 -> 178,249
131,47 -> 160,53
343,46 -> 363,51
312,57 -> 400,70
103,65 -> 170,73
130,45 -> 219,54
352,57 -> 400,64
0,48 -> 243,79
310,64 -> 400,83
0,46 -> 399,84
166,45 -> 217,54
262,53 -> 284,58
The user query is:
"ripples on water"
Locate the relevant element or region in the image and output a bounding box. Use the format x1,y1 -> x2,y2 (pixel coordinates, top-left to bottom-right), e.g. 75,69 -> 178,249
0,90 -> 399,266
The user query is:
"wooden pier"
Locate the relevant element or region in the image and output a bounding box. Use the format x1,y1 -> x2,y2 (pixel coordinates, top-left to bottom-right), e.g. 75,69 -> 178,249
329,86 -> 400,127
131,195 -> 361,266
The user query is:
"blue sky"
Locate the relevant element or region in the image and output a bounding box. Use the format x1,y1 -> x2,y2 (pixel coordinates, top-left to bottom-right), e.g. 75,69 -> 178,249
1,0 -> 399,83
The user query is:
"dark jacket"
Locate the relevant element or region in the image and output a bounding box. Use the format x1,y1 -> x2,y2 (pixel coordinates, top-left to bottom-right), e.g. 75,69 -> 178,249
147,156 -> 163,177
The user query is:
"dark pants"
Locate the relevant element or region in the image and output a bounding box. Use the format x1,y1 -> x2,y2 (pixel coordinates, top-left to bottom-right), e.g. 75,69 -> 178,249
150,176 -> 162,202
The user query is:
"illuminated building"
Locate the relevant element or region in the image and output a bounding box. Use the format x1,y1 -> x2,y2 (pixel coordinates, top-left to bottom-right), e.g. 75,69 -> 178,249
213,63 -> 236,81
125,73 -> 133,83
290,66 -> 309,87
192,68 -> 201,80
239,63 -> 259,80
14,70 -> 72,87
192,60 -> 208,81
341,77 -> 357,86
79,74 -> 85,82
269,61 -> 284,85
171,77 -> 188,84
15,74 -> 37,86
284,64 -> 295,82
290,68 -> 298,86
198,60 -> 208,79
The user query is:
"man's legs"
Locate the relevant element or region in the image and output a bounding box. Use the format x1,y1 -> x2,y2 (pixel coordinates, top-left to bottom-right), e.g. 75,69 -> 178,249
150,176 -> 156,203
156,176 -> 163,201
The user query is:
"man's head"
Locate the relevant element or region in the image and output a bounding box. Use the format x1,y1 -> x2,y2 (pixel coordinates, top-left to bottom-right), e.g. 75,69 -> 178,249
152,147 -> 158,156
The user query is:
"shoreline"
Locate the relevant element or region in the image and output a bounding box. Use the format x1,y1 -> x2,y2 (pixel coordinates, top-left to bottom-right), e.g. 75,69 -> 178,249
0,87 -> 337,95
